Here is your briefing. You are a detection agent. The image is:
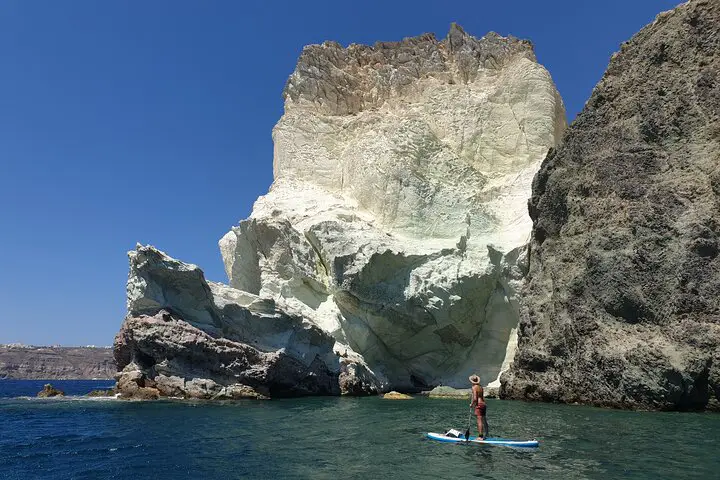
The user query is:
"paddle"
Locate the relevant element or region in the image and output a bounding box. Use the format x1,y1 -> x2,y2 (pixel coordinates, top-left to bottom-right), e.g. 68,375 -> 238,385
465,407 -> 472,441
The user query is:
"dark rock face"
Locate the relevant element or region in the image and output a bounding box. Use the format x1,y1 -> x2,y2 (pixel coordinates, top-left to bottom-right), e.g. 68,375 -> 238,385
502,0 -> 720,411
37,384 -> 64,397
0,345 -> 115,380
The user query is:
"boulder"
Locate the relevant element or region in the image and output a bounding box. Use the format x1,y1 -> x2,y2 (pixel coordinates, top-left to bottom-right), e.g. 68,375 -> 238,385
37,384 -> 64,397
383,391 -> 413,400
86,389 -> 116,397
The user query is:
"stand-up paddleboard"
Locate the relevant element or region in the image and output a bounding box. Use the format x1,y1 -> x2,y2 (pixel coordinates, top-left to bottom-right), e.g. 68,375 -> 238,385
427,431 -> 539,448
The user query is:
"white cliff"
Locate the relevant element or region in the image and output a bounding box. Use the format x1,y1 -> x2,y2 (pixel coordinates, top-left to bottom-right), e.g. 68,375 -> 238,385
115,245 -> 384,399
219,25 -> 566,391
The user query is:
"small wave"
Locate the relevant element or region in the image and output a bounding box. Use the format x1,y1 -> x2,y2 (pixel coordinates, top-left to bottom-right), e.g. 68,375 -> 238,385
5,394 -> 121,402
75,394 -> 122,401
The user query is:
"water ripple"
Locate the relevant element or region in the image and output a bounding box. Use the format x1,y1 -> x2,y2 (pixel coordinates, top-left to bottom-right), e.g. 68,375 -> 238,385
0,389 -> 718,479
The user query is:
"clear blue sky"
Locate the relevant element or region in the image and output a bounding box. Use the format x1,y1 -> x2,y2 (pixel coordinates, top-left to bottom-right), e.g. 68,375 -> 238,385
0,0 -> 680,345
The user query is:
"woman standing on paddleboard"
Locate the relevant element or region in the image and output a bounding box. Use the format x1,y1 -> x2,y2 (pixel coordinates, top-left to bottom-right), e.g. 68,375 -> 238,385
469,375 -> 489,439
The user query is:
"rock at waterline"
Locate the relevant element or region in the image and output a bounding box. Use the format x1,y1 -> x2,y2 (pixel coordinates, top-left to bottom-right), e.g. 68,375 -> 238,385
114,245 -> 382,399
425,386 -> 471,399
37,384 -> 64,397
484,385 -> 499,398
86,389 -> 116,397
383,391 -> 413,400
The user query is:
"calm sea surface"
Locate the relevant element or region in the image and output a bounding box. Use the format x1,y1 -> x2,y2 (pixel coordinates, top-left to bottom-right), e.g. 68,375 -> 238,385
0,380 -> 718,479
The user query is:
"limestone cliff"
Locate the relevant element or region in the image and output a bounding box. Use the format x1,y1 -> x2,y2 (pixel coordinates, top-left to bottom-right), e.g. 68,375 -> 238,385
115,25 -> 565,398
219,25 -> 565,390
501,0 -> 720,411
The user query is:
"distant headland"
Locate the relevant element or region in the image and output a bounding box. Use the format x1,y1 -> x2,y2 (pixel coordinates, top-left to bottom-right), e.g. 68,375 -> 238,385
0,344 -> 115,380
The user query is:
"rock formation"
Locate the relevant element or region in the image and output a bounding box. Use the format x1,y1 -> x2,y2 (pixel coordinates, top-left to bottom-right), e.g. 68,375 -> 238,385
383,391 -> 413,400
86,389 -> 116,397
37,383 -> 65,397
218,25 -> 565,391
424,386 -> 471,399
501,0 -> 720,411
115,25 -> 565,398
0,345 -> 115,380
115,245 -> 380,399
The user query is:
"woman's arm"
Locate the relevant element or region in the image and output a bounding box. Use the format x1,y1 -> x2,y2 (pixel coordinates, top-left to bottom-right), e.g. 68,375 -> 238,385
470,387 -> 478,407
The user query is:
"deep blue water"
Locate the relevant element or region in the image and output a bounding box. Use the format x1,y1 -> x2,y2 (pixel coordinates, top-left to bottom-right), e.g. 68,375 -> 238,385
1,380 -> 718,479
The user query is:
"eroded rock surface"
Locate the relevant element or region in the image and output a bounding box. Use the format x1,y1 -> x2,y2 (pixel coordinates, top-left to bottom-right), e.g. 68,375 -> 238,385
37,384 -> 65,398
115,25 -> 565,397
114,245 -> 383,399
219,24 -> 565,390
502,0 -> 720,411
86,389 -> 116,397
383,391 -> 413,400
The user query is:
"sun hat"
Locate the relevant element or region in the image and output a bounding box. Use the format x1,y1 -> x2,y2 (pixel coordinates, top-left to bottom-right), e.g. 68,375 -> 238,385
468,374 -> 480,385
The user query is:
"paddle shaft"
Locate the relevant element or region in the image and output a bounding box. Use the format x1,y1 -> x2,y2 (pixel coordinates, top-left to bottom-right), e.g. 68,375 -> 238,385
464,407 -> 472,440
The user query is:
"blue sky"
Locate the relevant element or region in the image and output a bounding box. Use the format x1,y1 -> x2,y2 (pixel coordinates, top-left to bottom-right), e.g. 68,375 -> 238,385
0,0 -> 680,345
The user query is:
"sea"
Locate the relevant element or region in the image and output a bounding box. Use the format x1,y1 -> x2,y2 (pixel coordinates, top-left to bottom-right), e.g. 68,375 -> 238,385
0,380 -> 718,479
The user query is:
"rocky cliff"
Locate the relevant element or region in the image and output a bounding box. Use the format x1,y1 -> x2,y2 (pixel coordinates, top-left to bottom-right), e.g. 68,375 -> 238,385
114,246 -> 380,399
115,24 -> 565,398
219,25 -> 565,391
0,345 -> 115,380
501,0 -> 720,411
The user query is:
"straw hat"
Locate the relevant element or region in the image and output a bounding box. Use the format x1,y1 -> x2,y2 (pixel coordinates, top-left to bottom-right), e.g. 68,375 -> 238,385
468,374 -> 481,385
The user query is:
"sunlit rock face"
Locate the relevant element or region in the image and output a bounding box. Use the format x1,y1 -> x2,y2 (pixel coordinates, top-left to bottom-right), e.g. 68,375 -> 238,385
220,25 -> 566,390
114,245 -> 384,399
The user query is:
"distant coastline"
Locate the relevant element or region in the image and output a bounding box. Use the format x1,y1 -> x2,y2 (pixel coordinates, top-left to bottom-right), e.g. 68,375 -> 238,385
0,344 -> 115,380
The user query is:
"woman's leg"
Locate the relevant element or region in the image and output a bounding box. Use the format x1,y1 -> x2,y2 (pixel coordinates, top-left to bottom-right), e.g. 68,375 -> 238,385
477,415 -> 486,438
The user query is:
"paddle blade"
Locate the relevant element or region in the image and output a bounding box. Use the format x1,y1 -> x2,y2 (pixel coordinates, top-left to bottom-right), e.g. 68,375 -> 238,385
464,429 -> 470,441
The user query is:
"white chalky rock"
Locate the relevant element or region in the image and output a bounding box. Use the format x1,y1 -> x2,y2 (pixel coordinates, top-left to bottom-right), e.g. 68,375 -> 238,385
219,25 -> 566,390
116,244 -> 387,398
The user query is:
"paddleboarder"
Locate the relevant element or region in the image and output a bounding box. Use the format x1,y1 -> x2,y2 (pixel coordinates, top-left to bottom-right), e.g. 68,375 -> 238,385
469,374 -> 489,439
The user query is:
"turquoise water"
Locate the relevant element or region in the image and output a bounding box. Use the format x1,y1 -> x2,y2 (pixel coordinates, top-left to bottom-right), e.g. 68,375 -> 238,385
1,381 -> 718,479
